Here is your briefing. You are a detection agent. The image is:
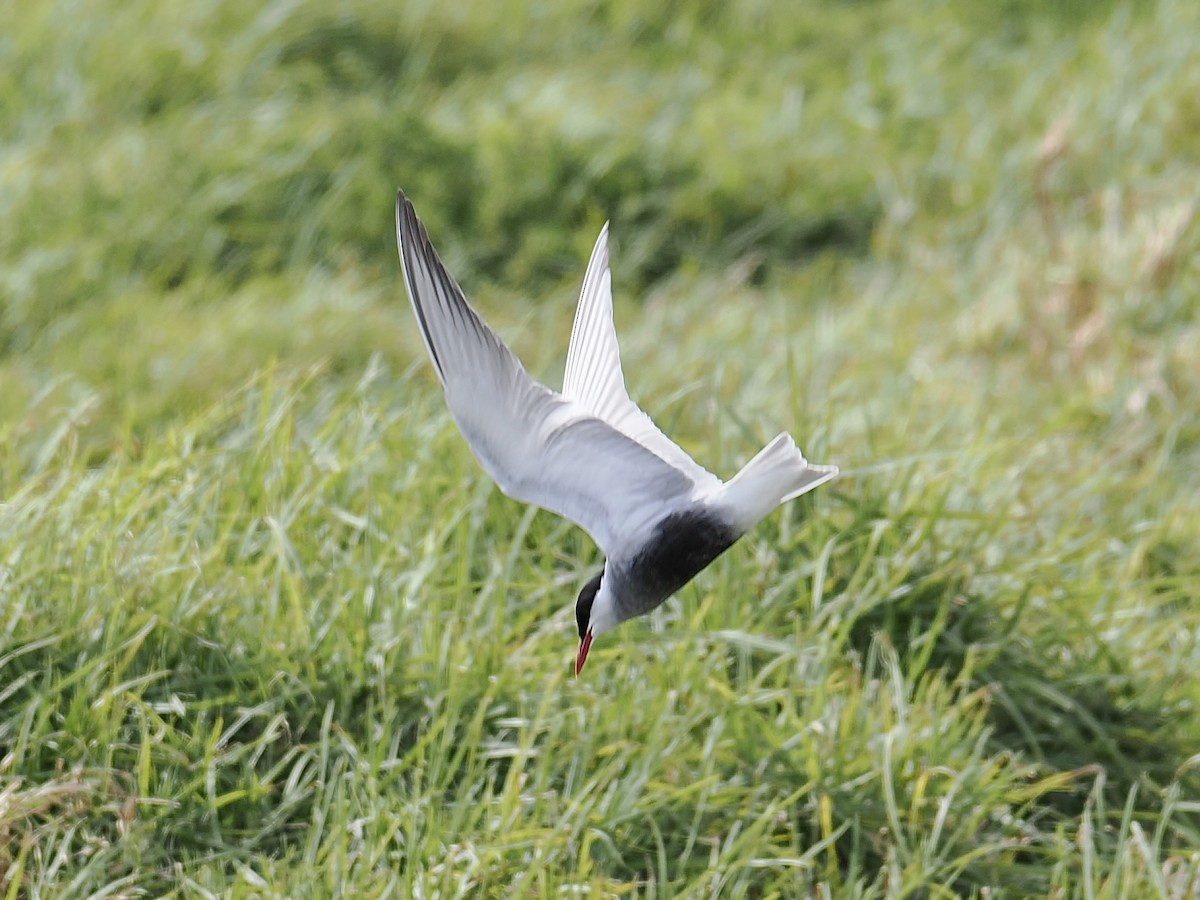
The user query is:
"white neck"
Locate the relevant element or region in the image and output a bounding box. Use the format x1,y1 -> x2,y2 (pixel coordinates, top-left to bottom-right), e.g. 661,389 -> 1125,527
588,575 -> 620,637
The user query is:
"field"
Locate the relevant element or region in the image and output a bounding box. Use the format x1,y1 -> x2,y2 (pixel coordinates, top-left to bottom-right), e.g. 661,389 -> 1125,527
2,0 -> 1199,895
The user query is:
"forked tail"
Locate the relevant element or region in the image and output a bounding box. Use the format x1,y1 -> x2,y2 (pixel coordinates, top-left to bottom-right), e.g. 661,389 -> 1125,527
716,433 -> 837,534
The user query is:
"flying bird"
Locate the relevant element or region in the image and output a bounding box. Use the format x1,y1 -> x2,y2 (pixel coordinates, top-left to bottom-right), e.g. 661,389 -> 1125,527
394,191 -> 837,675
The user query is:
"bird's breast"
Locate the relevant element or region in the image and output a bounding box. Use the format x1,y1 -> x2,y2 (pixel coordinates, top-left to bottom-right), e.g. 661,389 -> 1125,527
615,507 -> 741,620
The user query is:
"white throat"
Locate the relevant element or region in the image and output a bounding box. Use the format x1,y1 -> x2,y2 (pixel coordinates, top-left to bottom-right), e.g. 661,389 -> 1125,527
588,576 -> 620,637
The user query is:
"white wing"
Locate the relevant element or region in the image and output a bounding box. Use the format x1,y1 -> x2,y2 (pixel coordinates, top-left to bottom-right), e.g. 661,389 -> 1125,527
395,192 -> 697,558
563,223 -> 722,492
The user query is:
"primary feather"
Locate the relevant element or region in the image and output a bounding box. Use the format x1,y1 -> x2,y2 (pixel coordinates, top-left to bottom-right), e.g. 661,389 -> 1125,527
395,192 -> 699,559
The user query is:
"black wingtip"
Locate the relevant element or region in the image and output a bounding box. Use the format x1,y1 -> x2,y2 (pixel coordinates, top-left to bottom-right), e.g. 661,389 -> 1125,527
395,189 -> 412,232
393,190 -> 448,384
395,189 -> 426,257
395,189 -> 437,259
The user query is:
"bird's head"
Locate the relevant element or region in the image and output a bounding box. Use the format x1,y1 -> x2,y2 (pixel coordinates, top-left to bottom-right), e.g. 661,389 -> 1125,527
574,569 -> 617,676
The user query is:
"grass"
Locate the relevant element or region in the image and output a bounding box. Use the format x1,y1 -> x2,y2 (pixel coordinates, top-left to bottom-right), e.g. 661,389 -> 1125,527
2,0 -> 1199,895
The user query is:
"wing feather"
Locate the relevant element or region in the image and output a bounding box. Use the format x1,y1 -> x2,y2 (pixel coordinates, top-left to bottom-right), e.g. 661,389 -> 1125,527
395,191 -> 696,558
563,225 -> 721,491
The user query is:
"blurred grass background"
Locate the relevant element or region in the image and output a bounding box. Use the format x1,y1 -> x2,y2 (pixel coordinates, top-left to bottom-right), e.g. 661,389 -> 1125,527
2,0 -> 1199,895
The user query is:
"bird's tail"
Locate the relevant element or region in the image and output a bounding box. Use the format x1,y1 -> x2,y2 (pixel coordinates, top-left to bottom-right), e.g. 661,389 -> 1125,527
716,433 -> 837,534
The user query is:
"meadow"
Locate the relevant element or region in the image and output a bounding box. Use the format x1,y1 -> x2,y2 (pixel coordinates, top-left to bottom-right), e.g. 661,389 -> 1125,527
2,0 -> 1199,895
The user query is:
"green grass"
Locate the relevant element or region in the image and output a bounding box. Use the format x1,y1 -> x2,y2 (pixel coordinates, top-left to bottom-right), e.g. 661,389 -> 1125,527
2,0 -> 1199,895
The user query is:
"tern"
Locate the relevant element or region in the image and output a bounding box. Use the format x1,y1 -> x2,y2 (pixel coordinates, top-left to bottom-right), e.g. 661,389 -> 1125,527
394,191 -> 837,675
